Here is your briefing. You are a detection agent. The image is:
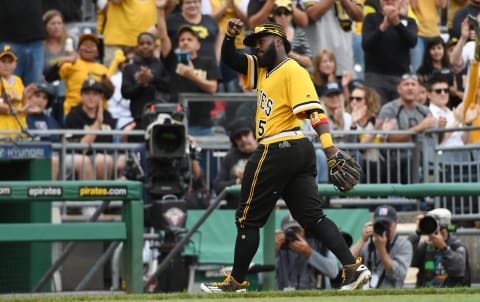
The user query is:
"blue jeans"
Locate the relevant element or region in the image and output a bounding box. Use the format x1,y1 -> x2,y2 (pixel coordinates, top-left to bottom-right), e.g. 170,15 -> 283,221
409,36 -> 425,73
0,40 -> 44,85
316,148 -> 328,183
352,33 -> 364,79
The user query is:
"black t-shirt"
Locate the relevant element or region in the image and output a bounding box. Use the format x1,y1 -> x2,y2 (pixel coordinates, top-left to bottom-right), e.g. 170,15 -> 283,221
42,0 -> 83,23
65,105 -> 117,143
164,52 -> 221,127
0,1 -> 46,41
166,13 -> 219,58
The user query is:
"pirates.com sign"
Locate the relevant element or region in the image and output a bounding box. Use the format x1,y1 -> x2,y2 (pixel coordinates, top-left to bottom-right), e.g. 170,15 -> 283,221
27,186 -> 63,198
79,186 -> 128,197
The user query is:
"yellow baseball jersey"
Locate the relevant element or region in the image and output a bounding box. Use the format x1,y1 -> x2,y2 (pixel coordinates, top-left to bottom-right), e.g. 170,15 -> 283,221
59,59 -> 109,114
241,55 -> 324,144
0,76 -> 27,136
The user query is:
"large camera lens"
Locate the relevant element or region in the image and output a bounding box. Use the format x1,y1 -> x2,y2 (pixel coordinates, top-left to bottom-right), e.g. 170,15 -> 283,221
373,221 -> 390,235
150,124 -> 186,158
284,228 -> 298,243
419,216 -> 438,234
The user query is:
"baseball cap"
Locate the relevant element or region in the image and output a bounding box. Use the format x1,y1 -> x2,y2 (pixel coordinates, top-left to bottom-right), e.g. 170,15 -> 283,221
35,83 -> 55,108
281,213 -> 301,231
0,45 -> 17,61
274,0 -> 293,11
228,118 -> 254,140
373,205 -> 397,224
243,22 -> 291,53
323,82 -> 342,96
177,25 -> 200,39
81,78 -> 105,94
426,208 -> 451,227
78,33 -> 99,47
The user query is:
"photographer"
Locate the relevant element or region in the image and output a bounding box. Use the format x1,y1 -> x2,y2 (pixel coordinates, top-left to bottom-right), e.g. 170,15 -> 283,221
213,118 -> 257,209
275,213 -> 340,290
408,208 -> 471,288
351,205 -> 412,289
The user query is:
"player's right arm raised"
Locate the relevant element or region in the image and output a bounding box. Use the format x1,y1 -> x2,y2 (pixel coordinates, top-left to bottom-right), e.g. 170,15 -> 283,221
221,18 -> 249,75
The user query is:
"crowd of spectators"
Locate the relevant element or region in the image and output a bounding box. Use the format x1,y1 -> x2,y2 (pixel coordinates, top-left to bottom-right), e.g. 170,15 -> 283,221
1,0 -> 480,188
1,0 -> 477,292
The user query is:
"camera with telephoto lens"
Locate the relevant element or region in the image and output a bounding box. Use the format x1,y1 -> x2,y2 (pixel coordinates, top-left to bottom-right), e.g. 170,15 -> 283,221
373,221 -> 390,235
284,227 -> 299,245
418,215 -> 439,235
418,216 -> 457,235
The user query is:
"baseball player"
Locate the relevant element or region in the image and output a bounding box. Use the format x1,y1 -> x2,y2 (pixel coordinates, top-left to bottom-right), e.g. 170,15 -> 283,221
200,19 -> 371,293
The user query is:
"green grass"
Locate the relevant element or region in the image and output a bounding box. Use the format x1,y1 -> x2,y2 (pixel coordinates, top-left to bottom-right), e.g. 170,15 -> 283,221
2,288 -> 480,302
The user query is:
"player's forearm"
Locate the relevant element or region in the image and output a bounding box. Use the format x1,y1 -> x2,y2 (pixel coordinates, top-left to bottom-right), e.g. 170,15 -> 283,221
221,35 -> 248,74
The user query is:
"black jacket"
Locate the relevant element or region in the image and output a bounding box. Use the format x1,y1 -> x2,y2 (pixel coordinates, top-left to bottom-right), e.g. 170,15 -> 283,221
121,55 -> 170,121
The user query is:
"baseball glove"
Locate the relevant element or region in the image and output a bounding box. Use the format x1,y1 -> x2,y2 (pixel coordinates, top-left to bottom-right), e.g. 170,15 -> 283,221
327,150 -> 361,192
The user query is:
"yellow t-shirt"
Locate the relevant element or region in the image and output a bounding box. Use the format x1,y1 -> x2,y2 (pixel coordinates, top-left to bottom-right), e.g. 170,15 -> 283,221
59,59 -> 109,114
0,76 -> 26,137
353,0 -> 368,35
413,0 -> 441,38
448,1 -> 466,30
242,56 -> 324,143
103,0 -> 157,47
210,0 -> 246,49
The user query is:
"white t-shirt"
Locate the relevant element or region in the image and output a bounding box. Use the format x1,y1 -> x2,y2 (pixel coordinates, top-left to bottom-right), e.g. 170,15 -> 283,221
301,0 -> 354,76
428,103 -> 464,147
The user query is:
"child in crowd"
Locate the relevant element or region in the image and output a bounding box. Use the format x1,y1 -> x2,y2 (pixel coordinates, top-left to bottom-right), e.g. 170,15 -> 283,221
26,83 -> 94,181
0,45 -> 34,139
121,32 -> 170,135
56,33 -> 113,116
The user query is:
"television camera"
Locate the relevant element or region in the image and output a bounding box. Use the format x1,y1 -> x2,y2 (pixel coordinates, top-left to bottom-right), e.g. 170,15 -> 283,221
130,103 -> 197,292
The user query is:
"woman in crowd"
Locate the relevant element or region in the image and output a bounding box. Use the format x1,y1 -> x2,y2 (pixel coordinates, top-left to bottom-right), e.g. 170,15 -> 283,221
346,84 -> 382,183
271,0 -> 312,69
416,36 -> 460,108
310,49 -> 351,98
42,9 -> 76,125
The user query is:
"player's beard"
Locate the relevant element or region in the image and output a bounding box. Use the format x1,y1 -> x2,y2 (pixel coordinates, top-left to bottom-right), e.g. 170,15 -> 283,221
257,40 -> 277,68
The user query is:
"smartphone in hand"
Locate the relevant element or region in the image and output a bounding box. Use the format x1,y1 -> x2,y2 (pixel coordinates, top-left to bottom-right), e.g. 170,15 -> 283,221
177,51 -> 190,65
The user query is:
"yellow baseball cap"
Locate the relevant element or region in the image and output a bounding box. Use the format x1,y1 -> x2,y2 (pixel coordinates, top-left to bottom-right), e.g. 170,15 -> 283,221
243,22 -> 291,53
274,0 -> 293,11
0,45 -> 17,61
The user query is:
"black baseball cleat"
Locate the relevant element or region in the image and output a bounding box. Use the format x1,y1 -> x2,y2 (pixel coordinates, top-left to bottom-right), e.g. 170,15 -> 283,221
340,257 -> 371,290
200,273 -> 249,293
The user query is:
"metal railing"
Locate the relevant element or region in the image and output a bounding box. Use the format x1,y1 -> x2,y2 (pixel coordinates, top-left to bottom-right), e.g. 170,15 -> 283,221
3,127 -> 480,220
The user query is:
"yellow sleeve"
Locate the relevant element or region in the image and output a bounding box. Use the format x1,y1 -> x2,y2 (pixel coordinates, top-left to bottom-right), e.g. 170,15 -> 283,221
289,63 -> 323,119
59,62 -> 73,80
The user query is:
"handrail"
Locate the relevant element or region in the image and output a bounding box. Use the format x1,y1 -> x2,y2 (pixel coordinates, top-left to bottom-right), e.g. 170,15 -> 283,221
227,183 -> 480,198
0,180 -> 144,294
